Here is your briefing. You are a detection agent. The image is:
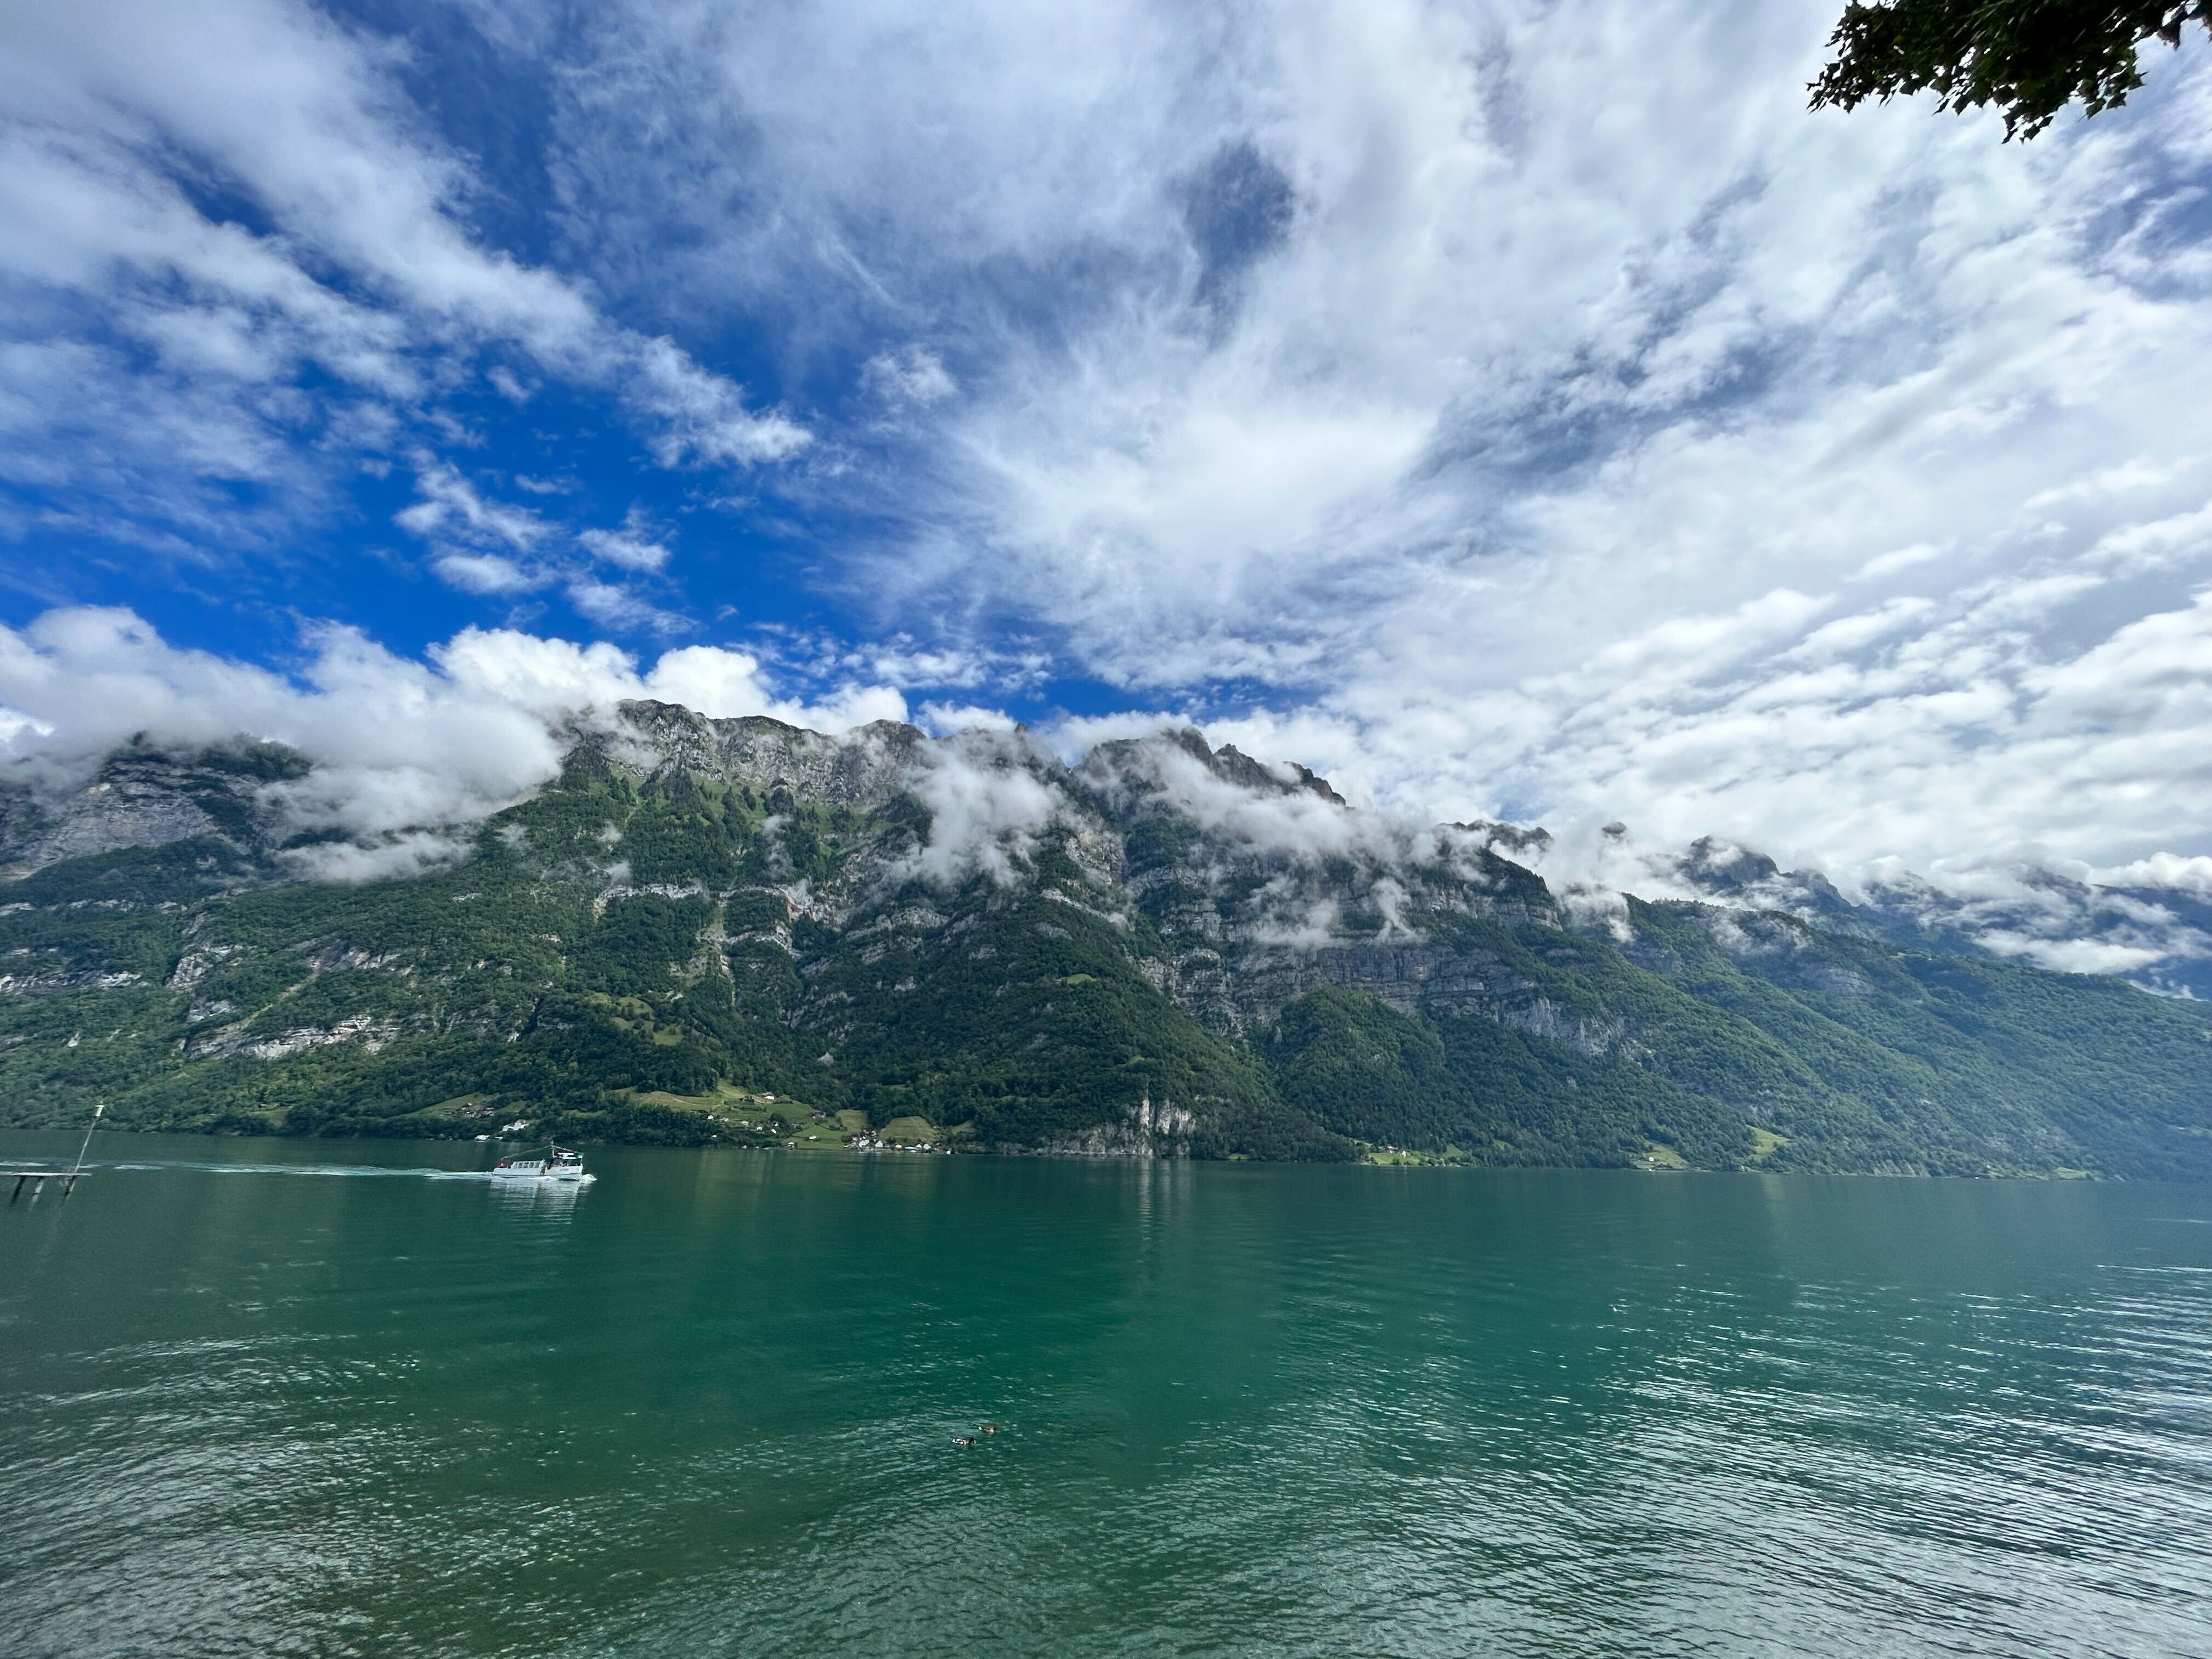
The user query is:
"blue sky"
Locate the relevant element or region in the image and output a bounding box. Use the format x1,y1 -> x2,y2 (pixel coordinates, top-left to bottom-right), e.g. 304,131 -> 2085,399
5,0 -> 2212,889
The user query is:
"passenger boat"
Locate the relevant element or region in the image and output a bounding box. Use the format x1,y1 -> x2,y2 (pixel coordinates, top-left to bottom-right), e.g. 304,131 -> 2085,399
490,1145 -> 596,1186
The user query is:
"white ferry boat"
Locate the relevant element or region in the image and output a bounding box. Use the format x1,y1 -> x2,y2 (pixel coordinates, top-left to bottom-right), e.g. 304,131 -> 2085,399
490,1145 -> 596,1187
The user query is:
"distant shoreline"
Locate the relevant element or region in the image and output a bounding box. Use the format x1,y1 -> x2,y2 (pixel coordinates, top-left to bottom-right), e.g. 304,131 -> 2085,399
0,1119 -> 2131,1181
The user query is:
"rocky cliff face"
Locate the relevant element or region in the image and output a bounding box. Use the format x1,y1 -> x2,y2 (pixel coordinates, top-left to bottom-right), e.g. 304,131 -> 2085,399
607,702 -> 927,812
0,745 -> 301,879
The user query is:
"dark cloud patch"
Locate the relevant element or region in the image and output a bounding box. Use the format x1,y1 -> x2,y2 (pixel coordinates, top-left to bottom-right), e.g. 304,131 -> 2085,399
1474,33 -> 1530,156
1183,141 -> 1296,315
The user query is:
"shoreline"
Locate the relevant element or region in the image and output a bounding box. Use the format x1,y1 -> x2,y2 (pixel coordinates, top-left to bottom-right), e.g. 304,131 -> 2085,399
0,1118 -> 2130,1181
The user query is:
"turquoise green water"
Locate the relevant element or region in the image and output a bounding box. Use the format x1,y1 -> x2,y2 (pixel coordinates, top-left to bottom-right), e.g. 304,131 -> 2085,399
3,1136 -> 2210,1657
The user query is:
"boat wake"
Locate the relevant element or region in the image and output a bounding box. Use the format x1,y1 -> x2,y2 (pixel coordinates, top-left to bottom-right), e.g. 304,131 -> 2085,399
95,1160 -> 506,1182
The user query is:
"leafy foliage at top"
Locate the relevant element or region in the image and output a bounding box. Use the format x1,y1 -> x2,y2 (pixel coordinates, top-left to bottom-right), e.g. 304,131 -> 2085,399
1811,1 -> 2209,139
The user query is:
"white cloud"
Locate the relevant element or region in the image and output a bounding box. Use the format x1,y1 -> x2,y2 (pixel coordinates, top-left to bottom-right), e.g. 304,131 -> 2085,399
565,577 -> 691,637
2096,853 -> 2212,895
0,608 -> 906,846
433,552 -> 543,595
635,643 -> 782,719
396,462 -> 563,599
862,346 -> 958,409
628,336 -> 808,467
1080,736 -> 1365,862
396,462 -> 547,551
1974,931 -> 2173,977
279,830 -> 477,885
425,629 -> 640,719
0,608 -> 565,837
893,729 -> 1073,888
1034,708 -> 1197,761
916,702 -> 1019,736
396,469 -> 693,627
579,508 -> 673,572
432,625 -> 907,732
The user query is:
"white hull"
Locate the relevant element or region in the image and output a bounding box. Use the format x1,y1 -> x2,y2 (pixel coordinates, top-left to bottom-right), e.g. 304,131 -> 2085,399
490,1146 -> 596,1186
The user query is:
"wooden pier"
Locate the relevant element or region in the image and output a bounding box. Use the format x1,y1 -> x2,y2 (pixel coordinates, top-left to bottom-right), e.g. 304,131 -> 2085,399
8,1102 -> 105,1201
4,1168 -> 86,1201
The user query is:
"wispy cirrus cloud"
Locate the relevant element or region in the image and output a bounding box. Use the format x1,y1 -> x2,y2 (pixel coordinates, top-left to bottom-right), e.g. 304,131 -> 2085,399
578,510 -> 674,573
0,0 -> 804,559
392,464 -> 694,630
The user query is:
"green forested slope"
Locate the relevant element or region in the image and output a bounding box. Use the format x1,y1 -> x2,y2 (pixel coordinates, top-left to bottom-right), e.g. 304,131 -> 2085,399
1261,903 -> 2212,1177
0,758 -> 1344,1158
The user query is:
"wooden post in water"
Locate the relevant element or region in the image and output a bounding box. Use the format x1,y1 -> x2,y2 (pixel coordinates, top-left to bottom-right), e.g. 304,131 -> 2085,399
6,1102 -> 101,1202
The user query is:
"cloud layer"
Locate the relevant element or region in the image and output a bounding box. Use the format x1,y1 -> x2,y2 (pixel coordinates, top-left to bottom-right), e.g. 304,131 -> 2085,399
448,0 -> 2212,874
5,0 -> 2212,894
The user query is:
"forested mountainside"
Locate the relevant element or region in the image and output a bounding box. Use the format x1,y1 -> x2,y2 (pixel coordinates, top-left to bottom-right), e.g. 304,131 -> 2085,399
2,703 -> 2209,1177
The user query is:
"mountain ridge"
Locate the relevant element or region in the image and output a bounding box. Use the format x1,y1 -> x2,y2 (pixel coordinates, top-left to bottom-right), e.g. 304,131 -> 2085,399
1,703 -> 2207,1178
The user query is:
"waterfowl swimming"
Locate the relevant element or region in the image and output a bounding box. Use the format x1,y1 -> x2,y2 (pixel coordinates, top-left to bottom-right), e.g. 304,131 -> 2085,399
952,1435 -> 976,1447
979,1423 -> 1000,1434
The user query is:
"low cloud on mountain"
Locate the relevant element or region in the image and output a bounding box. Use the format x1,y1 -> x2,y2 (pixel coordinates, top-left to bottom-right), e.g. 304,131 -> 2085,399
5,603 -> 2209,991
0,606 -> 906,844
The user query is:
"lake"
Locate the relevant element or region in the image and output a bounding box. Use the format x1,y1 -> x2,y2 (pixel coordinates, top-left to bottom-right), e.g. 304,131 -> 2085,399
3,1133 -> 2210,1656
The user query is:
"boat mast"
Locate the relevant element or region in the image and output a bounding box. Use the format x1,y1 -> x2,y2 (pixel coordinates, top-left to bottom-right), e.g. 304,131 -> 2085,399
66,1101 -> 104,1197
